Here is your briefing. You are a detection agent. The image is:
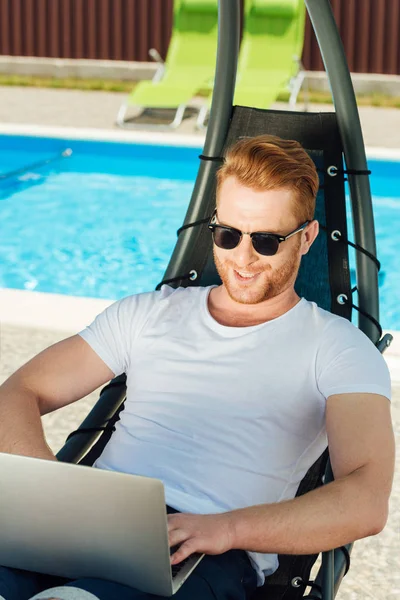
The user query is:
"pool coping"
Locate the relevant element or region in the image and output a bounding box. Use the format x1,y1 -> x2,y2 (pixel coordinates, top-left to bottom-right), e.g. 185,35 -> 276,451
0,123 -> 204,148
0,122 -> 400,159
0,287 -> 114,333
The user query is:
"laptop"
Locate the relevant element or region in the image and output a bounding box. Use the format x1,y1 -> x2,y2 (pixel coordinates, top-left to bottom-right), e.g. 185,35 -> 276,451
0,452 -> 204,596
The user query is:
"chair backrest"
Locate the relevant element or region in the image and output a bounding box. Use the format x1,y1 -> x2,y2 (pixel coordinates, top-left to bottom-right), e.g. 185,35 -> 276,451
164,0 -> 218,80
170,106 -> 353,598
59,106 -> 354,599
235,0 -> 306,105
198,108 -> 352,321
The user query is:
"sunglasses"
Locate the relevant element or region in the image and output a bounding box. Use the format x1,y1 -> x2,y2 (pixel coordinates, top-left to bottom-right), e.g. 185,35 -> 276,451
208,210 -> 309,256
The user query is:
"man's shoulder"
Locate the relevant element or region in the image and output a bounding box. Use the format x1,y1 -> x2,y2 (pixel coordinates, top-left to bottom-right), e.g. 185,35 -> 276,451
300,299 -> 352,328
298,298 -> 345,330
155,284 -> 213,304
120,284 -> 208,306
121,284 -> 211,319
298,299 -> 377,350
302,300 -> 384,366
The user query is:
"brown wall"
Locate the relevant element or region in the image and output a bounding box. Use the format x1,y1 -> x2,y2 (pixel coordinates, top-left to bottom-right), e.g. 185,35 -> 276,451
0,0 -> 399,75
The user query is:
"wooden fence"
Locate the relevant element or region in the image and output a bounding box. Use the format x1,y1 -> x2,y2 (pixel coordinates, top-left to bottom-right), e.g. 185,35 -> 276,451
0,0 -> 399,75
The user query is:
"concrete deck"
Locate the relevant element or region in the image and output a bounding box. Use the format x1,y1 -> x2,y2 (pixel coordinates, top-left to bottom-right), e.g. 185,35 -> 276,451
0,85 -> 400,148
0,85 -> 399,599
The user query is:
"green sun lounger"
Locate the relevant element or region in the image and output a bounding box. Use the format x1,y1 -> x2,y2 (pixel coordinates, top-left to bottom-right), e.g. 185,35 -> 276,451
236,0 -> 306,107
117,0 -> 218,130
197,0 -> 306,129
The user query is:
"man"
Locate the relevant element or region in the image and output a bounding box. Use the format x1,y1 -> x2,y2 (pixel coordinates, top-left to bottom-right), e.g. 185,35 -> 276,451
0,135 -> 394,600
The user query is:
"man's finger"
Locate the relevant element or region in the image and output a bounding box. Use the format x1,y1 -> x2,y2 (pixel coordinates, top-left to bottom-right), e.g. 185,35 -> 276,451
167,514 -> 185,531
168,528 -> 188,548
170,540 -> 196,565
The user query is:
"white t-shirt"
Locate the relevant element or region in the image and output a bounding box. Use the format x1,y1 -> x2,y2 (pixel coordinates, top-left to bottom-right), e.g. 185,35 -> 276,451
78,285 -> 391,586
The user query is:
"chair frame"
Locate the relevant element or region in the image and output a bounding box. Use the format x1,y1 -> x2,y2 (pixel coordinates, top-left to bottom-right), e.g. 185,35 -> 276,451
59,2 -> 387,598
149,2 -> 386,596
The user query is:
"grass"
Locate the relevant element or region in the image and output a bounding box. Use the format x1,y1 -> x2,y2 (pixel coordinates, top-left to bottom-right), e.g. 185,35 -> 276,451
1,74 -> 400,108
277,89 -> 400,108
0,74 -> 133,92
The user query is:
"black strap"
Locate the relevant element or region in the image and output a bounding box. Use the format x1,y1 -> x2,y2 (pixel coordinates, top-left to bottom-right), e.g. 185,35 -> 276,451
177,216 -> 211,236
319,224 -> 380,271
159,213 -> 213,291
338,545 -> 351,576
350,302 -> 383,340
156,271 -> 197,291
302,581 -> 322,593
346,238 -> 381,271
298,546 -> 350,599
66,425 -> 116,442
295,578 -> 322,597
198,154 -> 224,162
319,225 -> 383,338
318,167 -> 371,175
338,168 -> 371,175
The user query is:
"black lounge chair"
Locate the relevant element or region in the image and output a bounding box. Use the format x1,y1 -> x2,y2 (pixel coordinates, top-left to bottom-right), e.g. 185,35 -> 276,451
57,2 -> 392,598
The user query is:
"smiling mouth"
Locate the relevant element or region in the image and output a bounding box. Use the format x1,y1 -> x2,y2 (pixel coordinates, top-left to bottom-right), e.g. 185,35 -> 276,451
233,270 -> 260,282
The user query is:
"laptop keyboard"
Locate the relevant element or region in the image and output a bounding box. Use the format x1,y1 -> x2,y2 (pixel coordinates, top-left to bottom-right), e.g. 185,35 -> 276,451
170,546 -> 192,578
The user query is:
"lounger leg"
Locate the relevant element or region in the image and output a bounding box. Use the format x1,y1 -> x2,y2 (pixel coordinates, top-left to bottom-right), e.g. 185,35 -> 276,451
116,104 -> 129,128
196,104 -> 209,130
169,104 -> 187,129
289,71 -> 306,110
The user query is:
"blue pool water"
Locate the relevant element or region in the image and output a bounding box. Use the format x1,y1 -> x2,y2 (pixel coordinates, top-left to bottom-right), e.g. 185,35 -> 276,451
0,136 -> 197,299
0,134 -> 399,330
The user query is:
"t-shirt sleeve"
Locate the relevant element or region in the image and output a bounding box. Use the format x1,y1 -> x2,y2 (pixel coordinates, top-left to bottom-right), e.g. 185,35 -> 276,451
77,290 -> 159,377
316,318 -> 392,401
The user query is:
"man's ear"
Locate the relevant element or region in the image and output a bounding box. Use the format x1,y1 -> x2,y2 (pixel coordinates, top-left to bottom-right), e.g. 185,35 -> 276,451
301,220 -> 319,256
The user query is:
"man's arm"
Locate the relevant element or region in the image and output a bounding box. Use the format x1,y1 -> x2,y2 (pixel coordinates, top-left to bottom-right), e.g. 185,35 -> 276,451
228,392 -> 394,552
0,335 -> 115,461
168,392 -> 395,563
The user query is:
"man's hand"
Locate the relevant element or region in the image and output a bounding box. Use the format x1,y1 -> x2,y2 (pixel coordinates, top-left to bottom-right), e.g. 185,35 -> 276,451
167,512 -> 236,565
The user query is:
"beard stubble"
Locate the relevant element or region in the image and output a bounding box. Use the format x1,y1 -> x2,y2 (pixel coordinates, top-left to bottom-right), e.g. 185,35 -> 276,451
213,239 -> 302,305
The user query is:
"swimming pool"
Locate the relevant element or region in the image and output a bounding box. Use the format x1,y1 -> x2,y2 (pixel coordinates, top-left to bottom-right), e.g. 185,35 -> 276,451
0,135 -> 197,299
0,133 -> 399,330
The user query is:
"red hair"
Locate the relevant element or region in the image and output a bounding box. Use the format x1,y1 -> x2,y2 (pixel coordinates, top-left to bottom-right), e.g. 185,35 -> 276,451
216,135 -> 319,221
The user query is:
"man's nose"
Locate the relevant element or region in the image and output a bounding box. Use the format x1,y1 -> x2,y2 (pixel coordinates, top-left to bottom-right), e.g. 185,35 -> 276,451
231,234 -> 258,267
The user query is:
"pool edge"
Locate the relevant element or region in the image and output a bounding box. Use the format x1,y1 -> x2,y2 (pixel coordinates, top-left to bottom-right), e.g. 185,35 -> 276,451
0,123 -> 399,160
0,288 -> 115,333
0,123 -> 205,148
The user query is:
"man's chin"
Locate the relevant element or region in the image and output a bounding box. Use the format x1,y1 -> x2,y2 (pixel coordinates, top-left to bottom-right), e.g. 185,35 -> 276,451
225,281 -> 272,305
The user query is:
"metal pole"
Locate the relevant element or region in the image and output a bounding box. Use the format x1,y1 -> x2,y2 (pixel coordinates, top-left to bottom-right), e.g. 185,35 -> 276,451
202,0 -> 240,157
321,551 -> 335,600
304,0 -> 380,343
161,0 -> 241,284
310,456 -> 353,599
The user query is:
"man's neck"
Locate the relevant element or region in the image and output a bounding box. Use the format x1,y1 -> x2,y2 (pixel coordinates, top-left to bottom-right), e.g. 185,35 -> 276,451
208,285 -> 301,327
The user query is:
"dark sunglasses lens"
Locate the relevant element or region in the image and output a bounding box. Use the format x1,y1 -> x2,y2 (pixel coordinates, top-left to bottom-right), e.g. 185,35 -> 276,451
252,234 -> 279,256
213,227 -> 241,250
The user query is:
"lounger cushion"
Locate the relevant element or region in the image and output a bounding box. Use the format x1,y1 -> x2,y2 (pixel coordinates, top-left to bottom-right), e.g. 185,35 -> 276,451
182,0 -> 218,13
251,0 -> 299,18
